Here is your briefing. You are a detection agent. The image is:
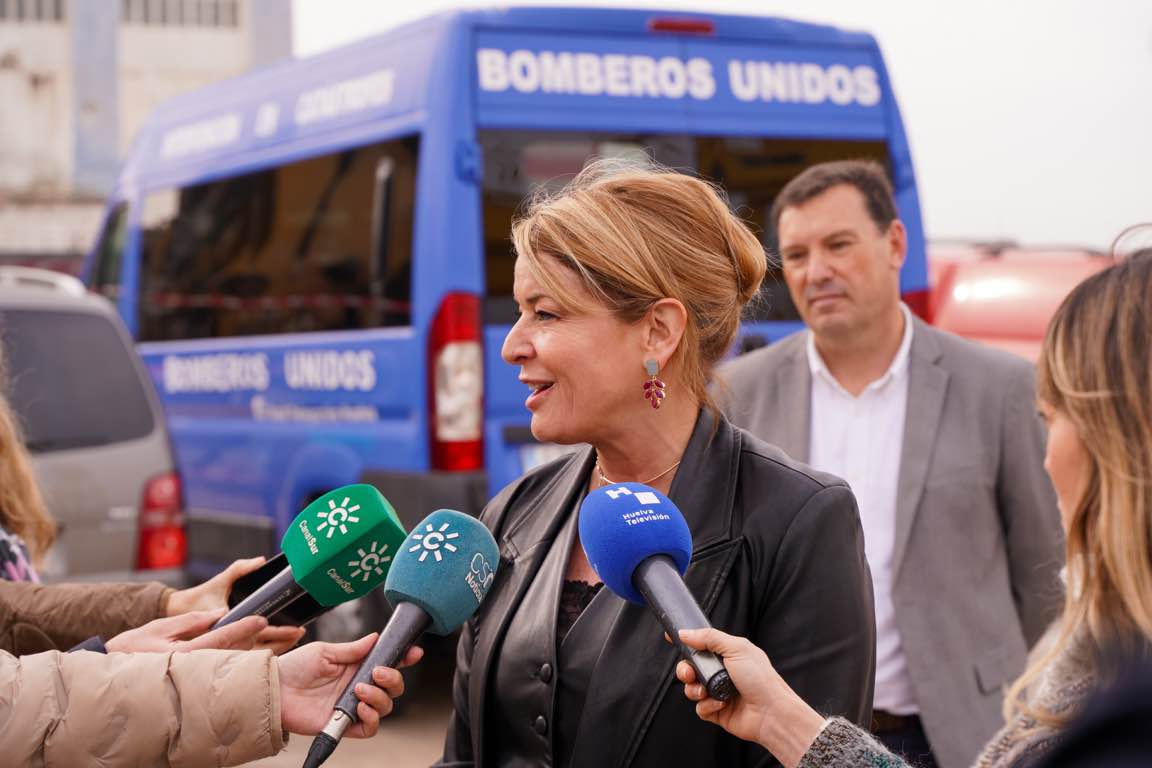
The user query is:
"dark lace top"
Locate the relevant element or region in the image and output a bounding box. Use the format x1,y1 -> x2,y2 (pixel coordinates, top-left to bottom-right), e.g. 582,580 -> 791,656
557,579 -> 603,646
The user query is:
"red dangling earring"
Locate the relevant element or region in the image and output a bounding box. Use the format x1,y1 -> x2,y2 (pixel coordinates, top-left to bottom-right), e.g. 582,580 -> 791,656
643,359 -> 666,409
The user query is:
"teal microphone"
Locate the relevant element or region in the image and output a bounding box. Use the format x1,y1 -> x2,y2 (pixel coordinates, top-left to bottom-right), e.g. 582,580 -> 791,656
303,509 -> 499,768
212,484 -> 406,629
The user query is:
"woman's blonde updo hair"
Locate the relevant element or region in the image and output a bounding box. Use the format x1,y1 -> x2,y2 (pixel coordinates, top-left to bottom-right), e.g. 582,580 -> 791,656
510,160 -> 766,415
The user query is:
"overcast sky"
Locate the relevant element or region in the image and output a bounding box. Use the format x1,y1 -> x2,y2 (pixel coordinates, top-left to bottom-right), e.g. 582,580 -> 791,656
293,0 -> 1152,250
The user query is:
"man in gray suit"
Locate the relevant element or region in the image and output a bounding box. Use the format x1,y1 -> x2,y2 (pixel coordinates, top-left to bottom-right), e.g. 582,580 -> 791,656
720,160 -> 1064,768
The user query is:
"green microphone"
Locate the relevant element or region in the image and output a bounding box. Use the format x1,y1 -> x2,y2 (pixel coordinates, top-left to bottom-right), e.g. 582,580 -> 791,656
212,484 -> 406,628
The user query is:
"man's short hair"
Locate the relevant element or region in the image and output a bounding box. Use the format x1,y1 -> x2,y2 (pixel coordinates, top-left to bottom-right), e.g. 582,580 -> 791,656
770,159 -> 898,234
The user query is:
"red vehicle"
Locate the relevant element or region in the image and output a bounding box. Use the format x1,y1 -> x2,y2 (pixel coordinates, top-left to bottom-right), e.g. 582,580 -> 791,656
927,241 -> 1113,361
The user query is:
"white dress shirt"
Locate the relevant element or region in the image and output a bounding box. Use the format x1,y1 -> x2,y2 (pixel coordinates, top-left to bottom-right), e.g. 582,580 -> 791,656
807,304 -> 918,715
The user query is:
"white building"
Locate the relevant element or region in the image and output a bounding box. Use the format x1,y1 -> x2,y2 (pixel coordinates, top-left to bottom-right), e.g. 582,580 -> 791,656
0,0 -> 291,268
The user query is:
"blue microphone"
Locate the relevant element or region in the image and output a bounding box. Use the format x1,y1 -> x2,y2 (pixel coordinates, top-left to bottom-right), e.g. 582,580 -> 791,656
580,483 -> 734,701
303,509 -> 499,768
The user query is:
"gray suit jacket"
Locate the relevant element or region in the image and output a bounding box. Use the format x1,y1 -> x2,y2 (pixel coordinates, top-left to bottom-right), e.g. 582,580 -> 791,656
719,318 -> 1065,768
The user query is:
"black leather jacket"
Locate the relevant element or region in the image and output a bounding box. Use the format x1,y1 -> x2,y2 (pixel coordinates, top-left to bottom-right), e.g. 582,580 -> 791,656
438,410 -> 876,768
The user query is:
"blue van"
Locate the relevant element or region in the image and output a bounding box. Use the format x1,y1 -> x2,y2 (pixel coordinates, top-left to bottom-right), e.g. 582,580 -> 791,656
85,6 -> 926,578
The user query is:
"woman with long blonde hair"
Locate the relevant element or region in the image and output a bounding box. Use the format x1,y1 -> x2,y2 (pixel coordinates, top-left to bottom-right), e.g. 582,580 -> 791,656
0,374 -> 55,579
675,248 -> 1152,767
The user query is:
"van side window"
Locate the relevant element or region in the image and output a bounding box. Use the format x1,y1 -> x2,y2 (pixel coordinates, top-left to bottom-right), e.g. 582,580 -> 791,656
137,136 -> 418,341
91,202 -> 129,301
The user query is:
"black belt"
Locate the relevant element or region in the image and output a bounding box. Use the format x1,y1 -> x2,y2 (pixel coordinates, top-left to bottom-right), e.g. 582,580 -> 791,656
870,709 -> 920,733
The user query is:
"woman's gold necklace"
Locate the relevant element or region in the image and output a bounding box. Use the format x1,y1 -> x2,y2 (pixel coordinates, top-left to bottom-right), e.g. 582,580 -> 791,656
595,459 -> 682,487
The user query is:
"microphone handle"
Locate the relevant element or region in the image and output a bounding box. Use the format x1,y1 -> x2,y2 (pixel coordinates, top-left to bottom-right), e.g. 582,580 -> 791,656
303,602 -> 431,768
634,555 -> 736,702
336,600 -> 432,719
212,566 -> 304,629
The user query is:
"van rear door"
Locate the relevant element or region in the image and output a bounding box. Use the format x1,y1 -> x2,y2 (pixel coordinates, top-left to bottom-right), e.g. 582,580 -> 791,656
471,14 -> 922,493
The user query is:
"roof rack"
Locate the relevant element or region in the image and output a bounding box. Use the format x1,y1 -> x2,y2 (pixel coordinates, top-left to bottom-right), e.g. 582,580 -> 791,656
0,266 -> 87,296
929,238 -> 1019,256
929,239 -> 1107,259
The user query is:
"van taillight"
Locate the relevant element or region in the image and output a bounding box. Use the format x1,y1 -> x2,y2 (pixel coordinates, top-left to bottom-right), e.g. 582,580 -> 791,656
136,471 -> 186,570
903,288 -> 933,324
428,292 -> 483,471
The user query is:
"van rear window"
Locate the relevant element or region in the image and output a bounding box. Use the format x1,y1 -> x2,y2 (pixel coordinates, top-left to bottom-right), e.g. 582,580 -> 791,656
1,310 -> 155,452
480,130 -> 890,324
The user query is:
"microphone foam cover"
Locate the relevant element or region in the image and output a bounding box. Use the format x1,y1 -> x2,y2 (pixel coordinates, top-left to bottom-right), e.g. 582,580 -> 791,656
579,483 -> 692,605
384,510 -> 500,635
281,484 -> 407,607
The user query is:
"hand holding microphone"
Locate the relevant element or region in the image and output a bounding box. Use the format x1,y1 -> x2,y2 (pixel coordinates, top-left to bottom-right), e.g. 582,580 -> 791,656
303,509 -> 500,768
675,628 -> 785,743
106,609 -> 271,653
676,628 -> 828,766
213,484 -> 407,630
166,556 -> 269,615
166,557 -> 305,652
276,633 -> 424,739
579,482 -> 735,702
